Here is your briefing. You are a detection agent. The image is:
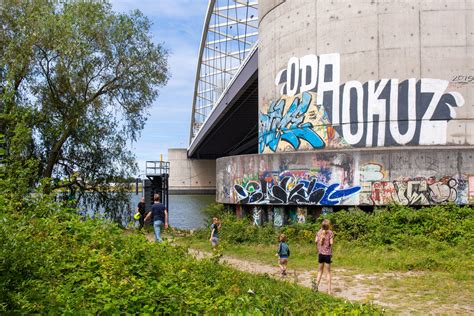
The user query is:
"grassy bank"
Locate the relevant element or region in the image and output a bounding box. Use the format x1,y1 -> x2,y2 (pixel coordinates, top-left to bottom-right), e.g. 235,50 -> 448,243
187,204 -> 474,274
178,237 -> 473,277
175,204 -> 474,313
0,195 -> 378,314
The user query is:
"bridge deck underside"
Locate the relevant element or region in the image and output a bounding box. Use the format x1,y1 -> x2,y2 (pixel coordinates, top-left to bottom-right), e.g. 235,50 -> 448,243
188,50 -> 258,159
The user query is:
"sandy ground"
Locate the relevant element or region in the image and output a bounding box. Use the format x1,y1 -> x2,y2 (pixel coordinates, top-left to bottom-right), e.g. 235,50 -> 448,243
145,234 -> 473,315
189,249 -> 474,315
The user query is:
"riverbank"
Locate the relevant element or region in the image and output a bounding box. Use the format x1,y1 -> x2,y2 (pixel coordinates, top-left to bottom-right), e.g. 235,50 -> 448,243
170,204 -> 474,314
173,237 -> 473,315
0,197 -> 378,314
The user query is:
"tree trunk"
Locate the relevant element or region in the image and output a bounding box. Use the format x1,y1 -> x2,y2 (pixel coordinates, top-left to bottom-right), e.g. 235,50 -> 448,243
42,129 -> 70,179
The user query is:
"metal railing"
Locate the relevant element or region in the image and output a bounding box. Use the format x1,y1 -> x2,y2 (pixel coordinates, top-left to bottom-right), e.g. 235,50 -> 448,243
189,0 -> 259,143
145,161 -> 170,176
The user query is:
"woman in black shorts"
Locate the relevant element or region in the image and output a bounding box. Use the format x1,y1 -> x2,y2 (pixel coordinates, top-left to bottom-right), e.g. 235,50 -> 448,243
314,219 -> 334,294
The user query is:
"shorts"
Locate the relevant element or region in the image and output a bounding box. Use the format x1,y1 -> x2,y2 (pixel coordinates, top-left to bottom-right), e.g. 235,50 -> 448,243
279,256 -> 288,264
211,237 -> 219,246
318,254 -> 332,264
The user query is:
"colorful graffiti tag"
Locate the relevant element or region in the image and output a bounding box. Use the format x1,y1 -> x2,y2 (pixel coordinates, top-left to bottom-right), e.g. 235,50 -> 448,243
234,173 -> 361,205
260,53 -> 465,153
259,92 -> 347,152
367,177 -> 461,205
218,151 -> 473,206
259,92 -> 324,152
360,163 -> 465,205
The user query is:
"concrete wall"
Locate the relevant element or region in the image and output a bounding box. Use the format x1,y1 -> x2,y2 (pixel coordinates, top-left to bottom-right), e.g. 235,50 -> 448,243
258,0 -> 473,153
214,0 -> 474,207
168,148 -> 216,194
216,147 -> 474,206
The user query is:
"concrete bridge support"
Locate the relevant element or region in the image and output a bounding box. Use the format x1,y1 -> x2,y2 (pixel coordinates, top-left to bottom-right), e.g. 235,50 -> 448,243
215,0 -> 474,220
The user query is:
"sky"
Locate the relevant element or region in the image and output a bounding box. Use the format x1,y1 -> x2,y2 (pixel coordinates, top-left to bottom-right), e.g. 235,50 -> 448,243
110,0 -> 208,175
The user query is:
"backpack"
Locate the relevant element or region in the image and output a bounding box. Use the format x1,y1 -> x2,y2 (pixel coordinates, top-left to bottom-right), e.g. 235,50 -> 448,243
279,242 -> 290,257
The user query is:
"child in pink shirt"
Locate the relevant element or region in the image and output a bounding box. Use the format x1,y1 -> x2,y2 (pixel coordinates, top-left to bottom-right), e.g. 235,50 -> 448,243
314,219 -> 334,294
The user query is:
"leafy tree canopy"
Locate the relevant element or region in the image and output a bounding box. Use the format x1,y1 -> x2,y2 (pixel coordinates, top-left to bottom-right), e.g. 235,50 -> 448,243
0,0 -> 169,219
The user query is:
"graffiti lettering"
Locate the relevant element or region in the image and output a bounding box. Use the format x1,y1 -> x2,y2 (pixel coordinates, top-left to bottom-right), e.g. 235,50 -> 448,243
234,175 -> 360,205
366,177 -> 459,205
219,153 -> 472,207
263,53 -> 465,152
259,92 -> 325,152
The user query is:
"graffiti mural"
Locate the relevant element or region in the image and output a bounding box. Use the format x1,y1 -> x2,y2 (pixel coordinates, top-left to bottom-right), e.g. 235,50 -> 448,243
359,160 -> 472,205
360,162 -> 467,205
252,207 -> 262,226
217,151 -> 473,206
259,92 -> 322,152
273,207 -> 284,226
230,153 -> 359,206
259,53 -> 465,153
234,173 -> 360,205
259,92 -> 347,152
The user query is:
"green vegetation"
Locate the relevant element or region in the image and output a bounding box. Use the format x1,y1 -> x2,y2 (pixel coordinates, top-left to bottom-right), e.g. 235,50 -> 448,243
193,203 -> 473,273
1,0 -> 168,215
0,195 -> 379,314
179,203 -> 474,313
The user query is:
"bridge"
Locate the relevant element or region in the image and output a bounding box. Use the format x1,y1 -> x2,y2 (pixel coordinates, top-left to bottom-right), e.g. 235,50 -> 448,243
185,0 -> 474,219
188,0 -> 258,159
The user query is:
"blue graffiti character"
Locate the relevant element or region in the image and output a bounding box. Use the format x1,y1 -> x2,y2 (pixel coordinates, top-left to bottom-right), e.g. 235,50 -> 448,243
259,92 -> 325,152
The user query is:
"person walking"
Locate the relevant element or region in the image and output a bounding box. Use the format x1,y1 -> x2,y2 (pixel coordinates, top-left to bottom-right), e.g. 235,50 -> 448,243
136,196 -> 147,230
209,217 -> 221,248
314,219 -> 334,294
275,234 -> 290,276
144,194 -> 168,242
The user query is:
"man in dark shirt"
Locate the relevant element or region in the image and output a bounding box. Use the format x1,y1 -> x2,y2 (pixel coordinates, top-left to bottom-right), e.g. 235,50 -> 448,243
144,193 -> 168,242
137,197 -> 147,230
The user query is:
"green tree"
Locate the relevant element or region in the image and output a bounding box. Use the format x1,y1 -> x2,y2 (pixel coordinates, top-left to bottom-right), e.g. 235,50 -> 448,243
0,1 -> 169,218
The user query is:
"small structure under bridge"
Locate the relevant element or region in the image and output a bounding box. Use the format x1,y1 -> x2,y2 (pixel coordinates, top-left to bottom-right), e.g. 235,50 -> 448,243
141,160 -> 170,211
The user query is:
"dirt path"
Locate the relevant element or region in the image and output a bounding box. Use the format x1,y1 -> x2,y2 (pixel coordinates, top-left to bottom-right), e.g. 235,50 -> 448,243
188,249 -> 474,315
189,249 -> 399,310
145,234 -> 473,314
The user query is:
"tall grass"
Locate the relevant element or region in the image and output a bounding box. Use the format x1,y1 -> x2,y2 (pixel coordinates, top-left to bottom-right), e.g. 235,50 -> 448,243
195,204 -> 474,272
0,195 -> 379,314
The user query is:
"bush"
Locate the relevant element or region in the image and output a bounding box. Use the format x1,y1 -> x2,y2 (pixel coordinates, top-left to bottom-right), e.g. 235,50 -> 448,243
202,202 -> 233,221
0,196 -> 378,314
196,204 -> 474,251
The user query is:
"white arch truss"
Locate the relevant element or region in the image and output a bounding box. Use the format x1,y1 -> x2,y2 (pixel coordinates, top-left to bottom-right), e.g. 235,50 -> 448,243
190,0 -> 258,143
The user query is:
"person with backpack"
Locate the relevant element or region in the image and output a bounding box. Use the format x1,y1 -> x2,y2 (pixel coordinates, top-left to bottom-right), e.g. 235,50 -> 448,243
135,196 -> 147,230
275,234 -> 290,276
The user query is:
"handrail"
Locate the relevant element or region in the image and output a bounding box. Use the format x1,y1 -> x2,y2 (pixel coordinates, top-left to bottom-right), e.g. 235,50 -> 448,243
145,161 -> 170,176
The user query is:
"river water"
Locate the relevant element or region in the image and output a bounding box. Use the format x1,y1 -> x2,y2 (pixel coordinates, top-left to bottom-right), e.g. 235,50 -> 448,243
128,194 -> 215,230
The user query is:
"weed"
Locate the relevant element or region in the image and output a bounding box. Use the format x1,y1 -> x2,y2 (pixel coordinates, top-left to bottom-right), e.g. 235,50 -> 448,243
0,196 -> 379,314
